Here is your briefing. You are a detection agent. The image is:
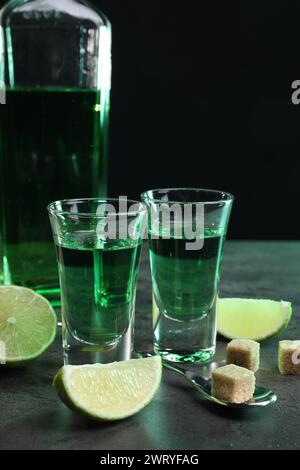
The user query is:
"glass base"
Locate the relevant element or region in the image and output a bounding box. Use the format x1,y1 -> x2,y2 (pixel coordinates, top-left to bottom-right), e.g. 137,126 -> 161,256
63,345 -> 133,366
154,346 -> 215,364
63,327 -> 134,366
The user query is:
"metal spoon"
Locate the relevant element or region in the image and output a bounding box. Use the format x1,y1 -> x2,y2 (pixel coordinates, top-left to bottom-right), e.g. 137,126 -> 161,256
138,353 -> 277,408
163,360 -> 277,408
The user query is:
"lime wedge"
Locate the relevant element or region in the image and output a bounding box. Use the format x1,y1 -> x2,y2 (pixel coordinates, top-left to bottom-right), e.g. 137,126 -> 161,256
0,286 -> 57,366
217,298 -> 292,341
53,356 -> 162,421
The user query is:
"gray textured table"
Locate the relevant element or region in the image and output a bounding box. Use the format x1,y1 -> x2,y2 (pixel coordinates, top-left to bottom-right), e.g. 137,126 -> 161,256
1,241 -> 300,450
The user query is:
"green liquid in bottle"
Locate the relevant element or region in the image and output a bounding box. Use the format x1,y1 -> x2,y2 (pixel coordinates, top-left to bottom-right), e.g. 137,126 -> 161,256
0,88 -> 109,302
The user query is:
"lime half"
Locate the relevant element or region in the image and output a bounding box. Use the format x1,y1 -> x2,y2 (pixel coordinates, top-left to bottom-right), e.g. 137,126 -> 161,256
217,298 -> 292,341
53,356 -> 162,421
0,286 -> 57,366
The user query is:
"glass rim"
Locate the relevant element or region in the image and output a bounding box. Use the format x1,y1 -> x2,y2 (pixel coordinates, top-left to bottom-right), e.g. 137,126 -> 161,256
47,197 -> 147,218
141,188 -> 235,205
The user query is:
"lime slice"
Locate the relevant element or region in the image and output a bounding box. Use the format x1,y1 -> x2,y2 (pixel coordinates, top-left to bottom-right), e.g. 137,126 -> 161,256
0,286 -> 57,366
53,356 -> 162,421
217,298 -> 292,341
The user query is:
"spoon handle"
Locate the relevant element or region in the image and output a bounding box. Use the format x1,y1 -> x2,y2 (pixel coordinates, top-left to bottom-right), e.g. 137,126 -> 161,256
162,360 -> 213,400
162,361 -> 187,377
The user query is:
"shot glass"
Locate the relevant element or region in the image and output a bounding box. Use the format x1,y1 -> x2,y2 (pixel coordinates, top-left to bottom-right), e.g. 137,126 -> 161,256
48,198 -> 147,365
141,188 -> 234,364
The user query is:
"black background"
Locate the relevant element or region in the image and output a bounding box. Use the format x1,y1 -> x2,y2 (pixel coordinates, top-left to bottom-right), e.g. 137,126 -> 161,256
2,0 -> 300,239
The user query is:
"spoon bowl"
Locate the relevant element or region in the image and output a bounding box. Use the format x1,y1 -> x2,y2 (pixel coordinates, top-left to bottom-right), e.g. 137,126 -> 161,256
138,352 -> 277,409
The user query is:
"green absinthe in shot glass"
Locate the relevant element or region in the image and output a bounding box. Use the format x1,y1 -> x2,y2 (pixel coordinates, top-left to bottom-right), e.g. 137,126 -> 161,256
150,227 -> 224,322
150,228 -> 224,363
143,188 -> 234,364
57,236 -> 142,350
48,198 -> 146,365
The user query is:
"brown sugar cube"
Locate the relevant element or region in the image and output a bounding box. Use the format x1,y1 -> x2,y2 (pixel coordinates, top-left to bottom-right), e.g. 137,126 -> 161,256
278,341 -> 300,376
212,364 -> 255,404
226,339 -> 260,372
